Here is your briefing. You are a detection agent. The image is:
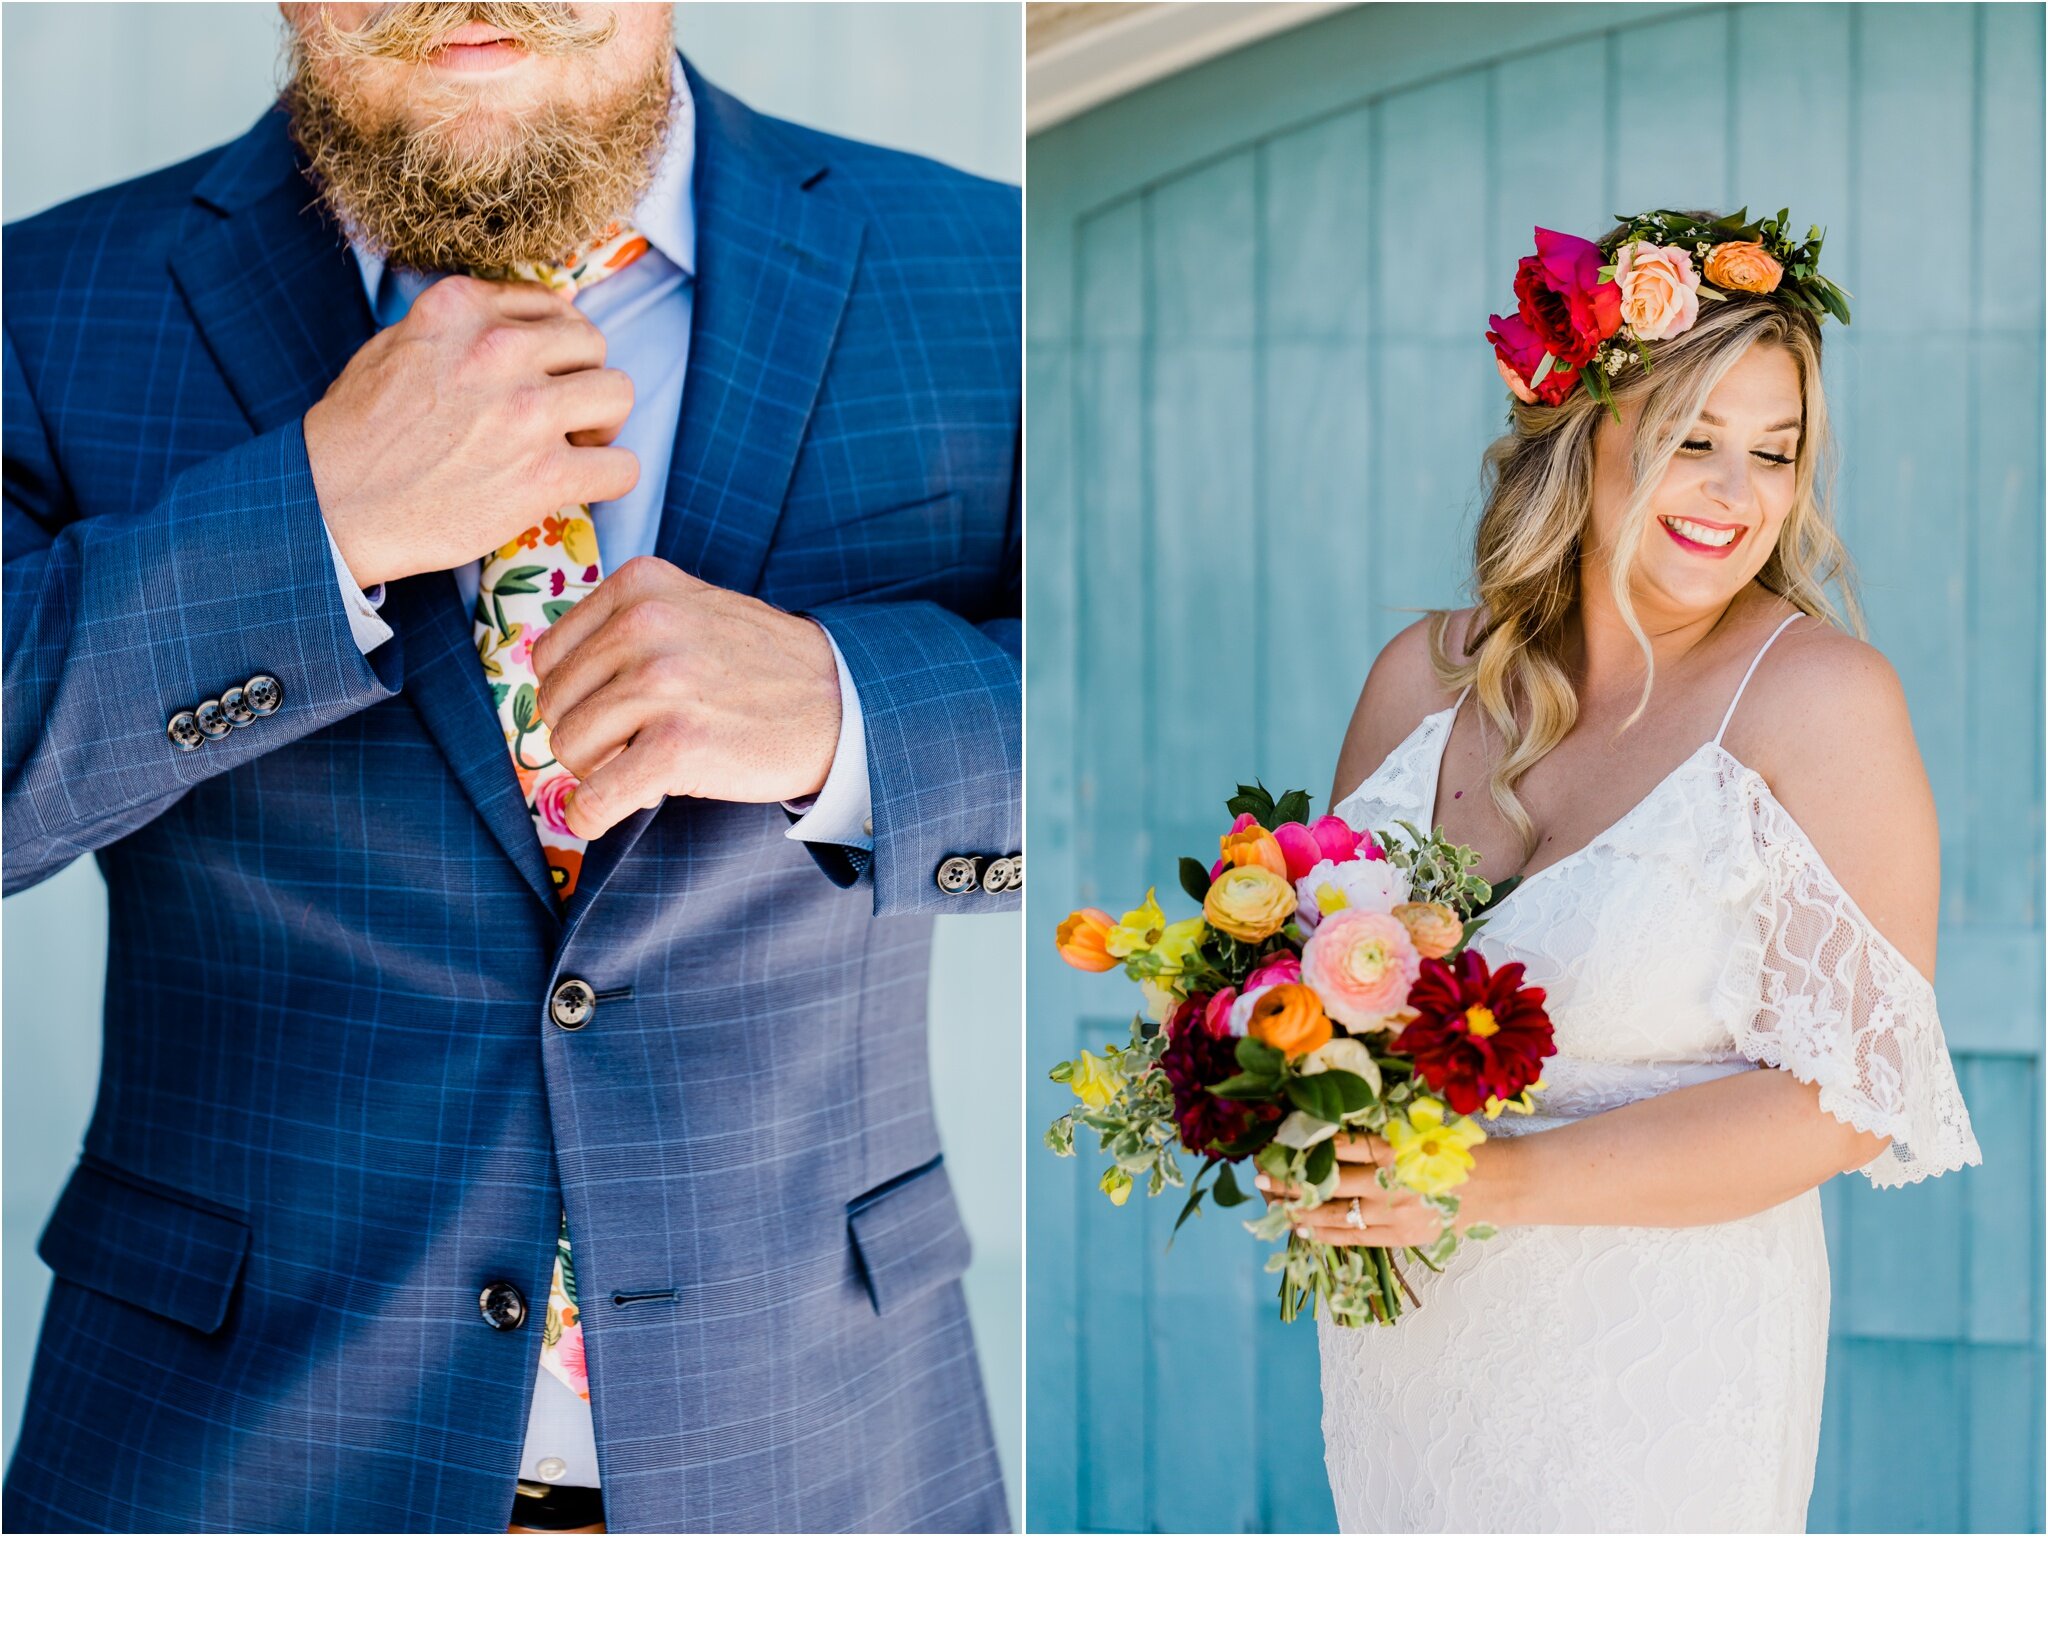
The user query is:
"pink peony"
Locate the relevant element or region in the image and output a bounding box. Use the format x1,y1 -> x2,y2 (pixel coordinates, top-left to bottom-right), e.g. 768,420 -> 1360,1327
1295,855 -> 1407,931
532,773 -> 580,838
1271,821 -> 1323,882
1302,909 -> 1422,1033
1310,813 -> 1378,864
1513,226 -> 1622,367
1486,309 -> 1580,407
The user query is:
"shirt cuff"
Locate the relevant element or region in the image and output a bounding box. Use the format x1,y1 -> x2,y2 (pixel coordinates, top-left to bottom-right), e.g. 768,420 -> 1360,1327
783,625 -> 872,851
323,521 -> 394,655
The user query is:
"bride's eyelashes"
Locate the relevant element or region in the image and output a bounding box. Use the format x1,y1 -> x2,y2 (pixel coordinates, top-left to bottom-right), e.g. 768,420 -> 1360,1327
1678,437 -> 1795,467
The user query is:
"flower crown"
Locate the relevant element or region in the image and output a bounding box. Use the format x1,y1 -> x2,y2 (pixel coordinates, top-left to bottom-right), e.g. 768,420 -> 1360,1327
1485,208 -> 1852,413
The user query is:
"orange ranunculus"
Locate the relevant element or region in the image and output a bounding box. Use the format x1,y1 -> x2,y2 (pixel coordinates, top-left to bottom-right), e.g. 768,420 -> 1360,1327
1246,983 -> 1333,1058
1218,822 -> 1288,878
1055,907 -> 1120,972
1703,240 -> 1783,295
1393,900 -> 1464,961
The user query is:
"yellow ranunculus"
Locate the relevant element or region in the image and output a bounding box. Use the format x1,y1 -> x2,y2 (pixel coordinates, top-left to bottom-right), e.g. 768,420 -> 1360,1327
1070,1049 -> 1123,1110
1386,1096 -> 1487,1197
1204,866 -> 1297,943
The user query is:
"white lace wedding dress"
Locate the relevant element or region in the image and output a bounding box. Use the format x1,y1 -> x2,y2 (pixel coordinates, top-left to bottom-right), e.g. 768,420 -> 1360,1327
1319,614 -> 1981,1532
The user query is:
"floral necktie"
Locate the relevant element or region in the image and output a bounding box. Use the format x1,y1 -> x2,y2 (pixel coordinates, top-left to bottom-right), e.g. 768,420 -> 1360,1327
471,218 -> 649,1413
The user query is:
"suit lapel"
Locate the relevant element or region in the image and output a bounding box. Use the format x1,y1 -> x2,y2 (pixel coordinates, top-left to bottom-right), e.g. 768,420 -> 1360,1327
170,107 -> 562,913
561,63 -> 865,933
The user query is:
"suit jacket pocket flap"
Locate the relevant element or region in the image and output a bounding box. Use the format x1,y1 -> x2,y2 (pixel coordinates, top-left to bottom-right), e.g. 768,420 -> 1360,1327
846,1156 -> 971,1316
38,1159 -> 250,1334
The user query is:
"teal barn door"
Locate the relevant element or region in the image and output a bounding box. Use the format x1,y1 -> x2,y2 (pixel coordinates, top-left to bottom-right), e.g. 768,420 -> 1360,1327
1026,2 -> 2044,1533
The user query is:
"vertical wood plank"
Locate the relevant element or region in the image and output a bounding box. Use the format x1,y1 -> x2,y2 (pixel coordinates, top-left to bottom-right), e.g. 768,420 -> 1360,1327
1965,1344 -> 2047,1531
1838,1340 -> 1966,1531
1612,9 -> 1732,210
1145,154 -> 1263,1531
1964,1057 -> 2039,1346
1071,198 -> 1152,1533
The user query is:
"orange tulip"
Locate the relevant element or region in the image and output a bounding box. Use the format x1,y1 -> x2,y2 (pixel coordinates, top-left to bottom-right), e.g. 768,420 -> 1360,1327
1055,907 -> 1119,972
1247,982 -> 1334,1058
1219,822 -> 1289,879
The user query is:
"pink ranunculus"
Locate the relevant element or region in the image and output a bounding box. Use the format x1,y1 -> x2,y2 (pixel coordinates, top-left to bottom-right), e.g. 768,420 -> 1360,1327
1309,813 -> 1374,865
1514,226 -> 1622,368
532,773 -> 579,838
1244,953 -> 1303,995
1301,909 -> 1422,1034
1226,812 -> 1259,837
1271,821 -> 1323,881
1614,240 -> 1700,342
1203,985 -> 1239,1038
1209,856 -> 1231,884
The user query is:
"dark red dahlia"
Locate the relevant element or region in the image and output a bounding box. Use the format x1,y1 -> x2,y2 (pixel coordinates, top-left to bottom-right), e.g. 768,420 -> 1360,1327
1391,949 -> 1555,1117
1161,996 -> 1282,1158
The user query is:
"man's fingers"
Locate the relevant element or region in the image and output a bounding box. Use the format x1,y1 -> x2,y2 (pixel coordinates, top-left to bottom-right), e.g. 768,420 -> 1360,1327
554,441 -> 640,507
544,367 -> 634,443
546,678 -> 649,781
562,726 -> 682,840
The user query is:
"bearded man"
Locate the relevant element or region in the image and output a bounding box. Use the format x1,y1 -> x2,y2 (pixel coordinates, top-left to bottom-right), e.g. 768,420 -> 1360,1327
1,3 -> 1017,1533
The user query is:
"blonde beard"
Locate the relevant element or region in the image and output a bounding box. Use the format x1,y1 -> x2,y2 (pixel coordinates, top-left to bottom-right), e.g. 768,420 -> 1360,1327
280,7 -> 674,277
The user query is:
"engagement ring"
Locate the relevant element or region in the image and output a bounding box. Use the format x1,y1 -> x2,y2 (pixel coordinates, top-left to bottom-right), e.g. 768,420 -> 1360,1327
1345,1201 -> 1364,1230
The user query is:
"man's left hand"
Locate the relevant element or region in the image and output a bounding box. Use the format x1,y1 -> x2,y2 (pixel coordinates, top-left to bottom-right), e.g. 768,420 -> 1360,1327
531,556 -> 841,840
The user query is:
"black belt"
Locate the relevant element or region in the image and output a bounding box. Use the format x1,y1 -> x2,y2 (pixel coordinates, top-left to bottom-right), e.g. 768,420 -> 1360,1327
511,1480 -> 606,1531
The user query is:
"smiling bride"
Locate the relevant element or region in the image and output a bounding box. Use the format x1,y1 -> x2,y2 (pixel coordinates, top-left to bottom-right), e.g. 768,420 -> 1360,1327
1303,209 -> 1982,1532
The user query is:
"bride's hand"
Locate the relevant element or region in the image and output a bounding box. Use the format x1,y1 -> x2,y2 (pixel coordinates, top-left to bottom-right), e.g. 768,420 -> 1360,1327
1255,1134 -> 1453,1248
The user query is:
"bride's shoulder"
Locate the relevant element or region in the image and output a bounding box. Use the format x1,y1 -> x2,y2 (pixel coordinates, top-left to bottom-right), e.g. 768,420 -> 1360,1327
1727,604 -> 1938,975
1327,610 -> 1473,810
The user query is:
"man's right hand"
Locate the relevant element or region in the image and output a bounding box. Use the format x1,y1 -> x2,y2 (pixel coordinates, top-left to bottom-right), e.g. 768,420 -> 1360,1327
304,275 -> 638,590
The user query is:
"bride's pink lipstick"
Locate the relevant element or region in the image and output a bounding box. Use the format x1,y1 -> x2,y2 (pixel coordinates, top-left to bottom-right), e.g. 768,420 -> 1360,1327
1658,513 -> 1747,558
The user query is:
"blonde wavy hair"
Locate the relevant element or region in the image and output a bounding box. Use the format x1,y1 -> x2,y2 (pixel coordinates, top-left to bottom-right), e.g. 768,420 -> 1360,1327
1430,224 -> 1860,863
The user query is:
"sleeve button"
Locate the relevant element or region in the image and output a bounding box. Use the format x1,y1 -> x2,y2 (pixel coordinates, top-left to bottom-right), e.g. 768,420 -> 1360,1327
167,711 -> 204,752
935,855 -> 981,895
244,674 -> 283,716
193,699 -> 232,740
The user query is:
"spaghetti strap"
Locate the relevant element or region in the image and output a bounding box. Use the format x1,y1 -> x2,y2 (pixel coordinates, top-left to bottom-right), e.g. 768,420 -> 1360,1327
1714,612 -> 1805,745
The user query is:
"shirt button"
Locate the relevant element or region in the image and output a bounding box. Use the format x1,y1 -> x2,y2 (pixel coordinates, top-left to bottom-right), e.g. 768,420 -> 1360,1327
550,977 -> 596,1031
478,1281 -> 527,1331
536,1457 -> 568,1482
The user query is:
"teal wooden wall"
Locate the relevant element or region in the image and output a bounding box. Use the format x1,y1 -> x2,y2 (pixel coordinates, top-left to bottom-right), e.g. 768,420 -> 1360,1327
1026,1 -> 2044,1533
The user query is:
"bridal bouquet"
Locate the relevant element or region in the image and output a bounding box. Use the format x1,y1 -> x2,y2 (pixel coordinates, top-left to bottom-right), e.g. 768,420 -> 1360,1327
1046,782 -> 1555,1327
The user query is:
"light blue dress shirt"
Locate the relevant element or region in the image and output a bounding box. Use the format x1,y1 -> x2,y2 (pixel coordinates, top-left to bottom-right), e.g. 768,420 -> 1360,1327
320,58 -> 871,1490
325,55 -> 872,863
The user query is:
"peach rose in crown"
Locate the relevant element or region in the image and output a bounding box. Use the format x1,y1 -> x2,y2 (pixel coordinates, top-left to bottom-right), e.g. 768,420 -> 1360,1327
1301,908 -> 1421,1033
1613,240 -> 1700,342
1704,240 -> 1783,294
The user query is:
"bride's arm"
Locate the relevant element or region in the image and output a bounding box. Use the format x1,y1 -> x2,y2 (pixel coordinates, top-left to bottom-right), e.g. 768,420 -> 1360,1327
1294,625 -> 1933,1242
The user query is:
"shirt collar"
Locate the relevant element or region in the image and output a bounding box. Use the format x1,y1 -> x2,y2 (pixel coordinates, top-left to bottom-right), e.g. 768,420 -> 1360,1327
348,49 -> 696,312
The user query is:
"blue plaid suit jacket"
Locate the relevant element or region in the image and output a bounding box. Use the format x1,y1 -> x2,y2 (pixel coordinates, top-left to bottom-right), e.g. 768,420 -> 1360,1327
1,63 -> 1018,1533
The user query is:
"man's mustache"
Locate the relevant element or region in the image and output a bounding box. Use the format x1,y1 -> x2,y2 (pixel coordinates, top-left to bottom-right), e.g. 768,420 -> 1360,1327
311,2 -> 620,63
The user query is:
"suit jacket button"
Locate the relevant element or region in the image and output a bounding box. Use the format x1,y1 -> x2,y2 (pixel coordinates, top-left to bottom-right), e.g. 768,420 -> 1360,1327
981,856 -> 1014,893
244,674 -> 283,716
219,686 -> 255,726
479,1281 -> 528,1331
1004,852 -> 1022,891
193,699 -> 232,740
167,711 -> 204,752
935,855 -> 981,894
550,977 -> 596,1031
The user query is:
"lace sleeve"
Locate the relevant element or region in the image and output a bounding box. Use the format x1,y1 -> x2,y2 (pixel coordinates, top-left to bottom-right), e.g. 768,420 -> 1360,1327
1711,762 -> 1982,1188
